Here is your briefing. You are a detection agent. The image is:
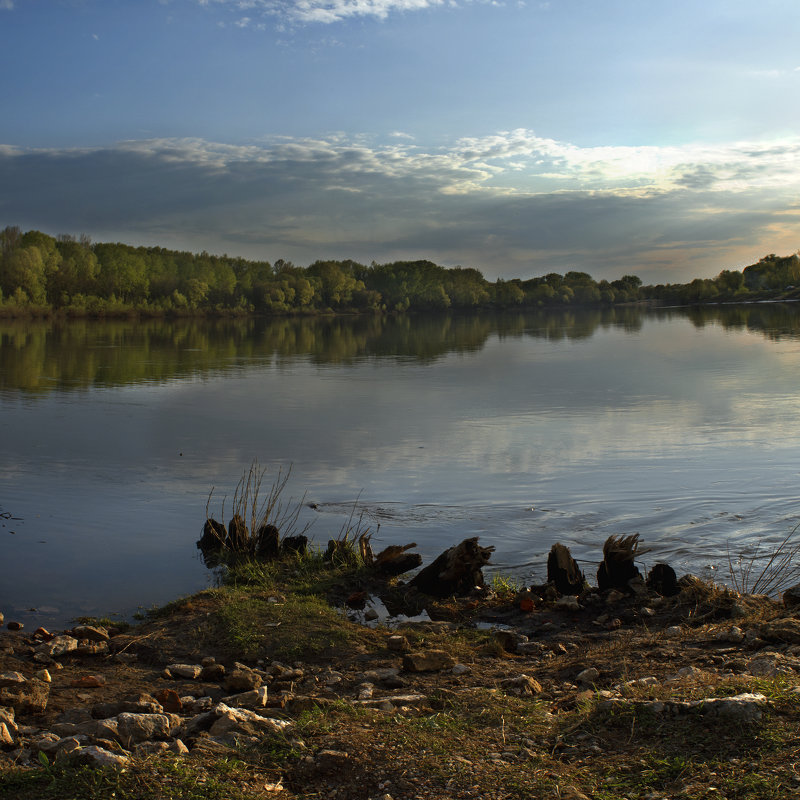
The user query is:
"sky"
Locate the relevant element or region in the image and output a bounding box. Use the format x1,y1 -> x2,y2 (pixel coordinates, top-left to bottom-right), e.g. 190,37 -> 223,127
1,0 -> 799,283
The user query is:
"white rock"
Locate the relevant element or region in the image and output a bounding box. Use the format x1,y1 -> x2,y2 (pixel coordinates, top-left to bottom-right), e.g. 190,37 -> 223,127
576,668 -> 600,684
116,712 -> 174,743
452,663 -> 471,675
78,745 -> 130,768
166,663 -> 203,680
0,672 -> 26,687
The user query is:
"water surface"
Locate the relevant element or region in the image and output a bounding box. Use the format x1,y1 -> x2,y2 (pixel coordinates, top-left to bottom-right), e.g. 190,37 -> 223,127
2,306 -> 800,627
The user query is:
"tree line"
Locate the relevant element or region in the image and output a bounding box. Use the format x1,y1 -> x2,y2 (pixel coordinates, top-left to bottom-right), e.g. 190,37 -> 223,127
0,226 -> 797,316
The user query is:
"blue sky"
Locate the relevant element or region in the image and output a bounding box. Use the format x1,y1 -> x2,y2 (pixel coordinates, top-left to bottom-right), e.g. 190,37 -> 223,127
1,0 -> 799,282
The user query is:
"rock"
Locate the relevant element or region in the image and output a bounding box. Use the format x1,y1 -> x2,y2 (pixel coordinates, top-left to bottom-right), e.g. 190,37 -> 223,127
364,608 -> 379,622
576,668 -> 600,685
36,635 -> 78,658
221,686 -> 269,708
34,670 -> 52,683
116,712 -> 176,743
0,672 -> 26,688
166,663 -> 203,680
716,626 -> 745,643
760,619 -> 800,644
555,595 -> 581,611
200,662 -> 226,682
605,589 -> 626,605
169,738 -> 190,755
452,663 -> 471,675
154,689 -> 183,712
783,584 -> 800,608
76,641 -> 109,656
0,722 -> 15,747
500,675 -> 543,696
698,693 -> 767,723
315,749 -> 350,773
70,675 -> 106,688
71,625 -> 110,642
208,703 -> 292,737
402,650 -> 456,673
746,655 -> 793,678
76,745 -> 130,768
225,668 -> 263,692
0,678 -> 49,714
7,621 -> 23,631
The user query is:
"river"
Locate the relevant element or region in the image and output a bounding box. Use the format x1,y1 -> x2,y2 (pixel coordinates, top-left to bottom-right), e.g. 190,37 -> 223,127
2,305 -> 800,628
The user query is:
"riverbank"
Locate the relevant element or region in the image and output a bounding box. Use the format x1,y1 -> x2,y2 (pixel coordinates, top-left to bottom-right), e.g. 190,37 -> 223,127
2,556 -> 800,800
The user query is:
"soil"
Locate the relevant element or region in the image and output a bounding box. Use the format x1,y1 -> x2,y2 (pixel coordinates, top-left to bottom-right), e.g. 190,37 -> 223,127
2,577 -> 800,800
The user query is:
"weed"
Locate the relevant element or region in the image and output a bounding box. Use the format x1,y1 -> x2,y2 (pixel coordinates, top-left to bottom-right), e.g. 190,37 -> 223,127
726,520 -> 800,598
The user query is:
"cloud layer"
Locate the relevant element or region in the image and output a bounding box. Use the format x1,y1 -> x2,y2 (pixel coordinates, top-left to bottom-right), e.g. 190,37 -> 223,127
2,130 -> 798,281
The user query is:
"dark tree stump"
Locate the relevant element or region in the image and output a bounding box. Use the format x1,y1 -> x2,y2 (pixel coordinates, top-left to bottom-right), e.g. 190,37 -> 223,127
409,537 -> 495,598
226,514 -> 249,552
374,543 -> 423,577
254,524 -> 280,560
547,543 -> 586,595
197,518 -> 227,553
281,535 -> 308,556
597,534 -> 643,591
646,563 -> 679,596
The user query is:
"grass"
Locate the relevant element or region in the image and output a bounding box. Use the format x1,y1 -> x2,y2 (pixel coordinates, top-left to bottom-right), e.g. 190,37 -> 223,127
726,520 -> 800,598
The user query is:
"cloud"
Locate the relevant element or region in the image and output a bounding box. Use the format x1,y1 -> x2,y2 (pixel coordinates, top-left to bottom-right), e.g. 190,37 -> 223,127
197,0 -> 448,24
0,0 -> 14,9
1,131 -> 799,282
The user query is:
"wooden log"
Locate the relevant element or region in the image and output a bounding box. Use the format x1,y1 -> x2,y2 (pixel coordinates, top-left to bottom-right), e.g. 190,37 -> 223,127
254,524 -> 280,560
409,537 -> 495,597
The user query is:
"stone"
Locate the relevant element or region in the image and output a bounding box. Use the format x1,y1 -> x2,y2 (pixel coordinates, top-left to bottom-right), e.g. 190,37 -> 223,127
697,693 -> 767,723
386,635 -> 409,652
76,641 -> 109,656
746,655 -> 792,678
402,650 -> 456,673
220,686 -> 269,709
166,663 -> 203,680
783,584 -> 800,609
34,670 -> 51,683
761,619 -> 800,644
71,625 -> 110,642
555,595 -> 581,611
77,745 -> 130,768
0,678 -> 49,714
0,672 -> 26,688
315,749 -> 350,772
500,675 -> 543,696
154,688 -> 183,712
224,668 -> 263,692
0,722 -> 14,746
169,738 -> 190,755
452,663 -> 471,675
208,703 -> 292,737
576,668 -> 600,685
200,662 -> 226,682
7,621 -> 23,631
71,675 -> 106,688
116,712 -> 175,743
36,636 -> 78,658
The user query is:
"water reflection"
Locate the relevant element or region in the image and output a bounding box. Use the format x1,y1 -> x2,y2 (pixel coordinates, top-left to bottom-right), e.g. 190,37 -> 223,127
3,304 -> 800,394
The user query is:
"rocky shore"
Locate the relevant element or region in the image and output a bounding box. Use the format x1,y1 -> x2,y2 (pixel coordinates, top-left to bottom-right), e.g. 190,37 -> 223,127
3,570 -> 800,799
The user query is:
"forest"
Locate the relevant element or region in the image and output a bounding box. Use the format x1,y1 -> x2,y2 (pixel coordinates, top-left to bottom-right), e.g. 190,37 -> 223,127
1,225 -> 798,316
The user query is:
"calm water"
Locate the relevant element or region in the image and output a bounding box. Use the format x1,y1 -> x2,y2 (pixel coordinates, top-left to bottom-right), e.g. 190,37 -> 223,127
2,305 -> 800,628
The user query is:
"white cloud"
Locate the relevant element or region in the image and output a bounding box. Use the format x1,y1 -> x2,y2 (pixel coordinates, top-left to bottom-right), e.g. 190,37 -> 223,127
0,0 -> 14,9
197,0 -> 448,24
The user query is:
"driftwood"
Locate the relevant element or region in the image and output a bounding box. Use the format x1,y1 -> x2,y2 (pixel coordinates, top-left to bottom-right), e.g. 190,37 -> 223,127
409,537 -> 495,597
646,562 -> 679,596
547,543 -> 587,595
597,534 -> 644,591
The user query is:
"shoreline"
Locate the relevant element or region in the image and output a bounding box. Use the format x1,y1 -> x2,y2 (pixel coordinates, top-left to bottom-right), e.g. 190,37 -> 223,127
3,556 -> 800,799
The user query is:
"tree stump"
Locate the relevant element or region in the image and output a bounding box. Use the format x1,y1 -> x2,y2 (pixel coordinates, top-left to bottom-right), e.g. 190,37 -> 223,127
547,543 -> 586,595
409,537 -> 495,597
597,534 -> 643,591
